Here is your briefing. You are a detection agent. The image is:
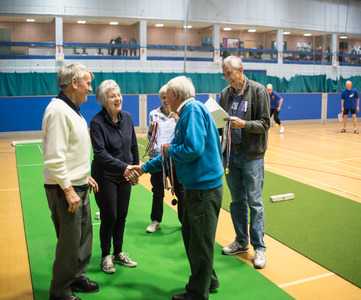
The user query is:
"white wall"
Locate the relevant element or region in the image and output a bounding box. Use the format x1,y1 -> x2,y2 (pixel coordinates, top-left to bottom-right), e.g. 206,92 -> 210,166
1,0 -> 360,35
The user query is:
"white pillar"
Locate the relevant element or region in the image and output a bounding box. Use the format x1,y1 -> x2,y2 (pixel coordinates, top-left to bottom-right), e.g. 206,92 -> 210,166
55,17 -> 64,62
331,33 -> 337,64
139,20 -> 147,63
213,24 -> 220,58
277,29 -> 283,65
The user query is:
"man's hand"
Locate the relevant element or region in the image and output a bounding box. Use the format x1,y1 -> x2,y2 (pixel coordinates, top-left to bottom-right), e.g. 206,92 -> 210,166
123,165 -> 140,183
162,143 -> 172,156
63,185 -> 81,213
224,116 -> 246,129
88,175 -> 98,193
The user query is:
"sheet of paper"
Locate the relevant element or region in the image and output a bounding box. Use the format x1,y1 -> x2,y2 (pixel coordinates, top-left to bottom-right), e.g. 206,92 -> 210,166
204,97 -> 229,128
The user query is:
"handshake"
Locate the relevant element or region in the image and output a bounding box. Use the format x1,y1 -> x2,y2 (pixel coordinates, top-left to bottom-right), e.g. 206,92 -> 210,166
123,165 -> 144,185
123,143 -> 172,185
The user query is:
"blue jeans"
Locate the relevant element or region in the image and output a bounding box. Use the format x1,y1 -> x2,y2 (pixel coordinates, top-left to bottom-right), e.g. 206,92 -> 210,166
224,148 -> 266,251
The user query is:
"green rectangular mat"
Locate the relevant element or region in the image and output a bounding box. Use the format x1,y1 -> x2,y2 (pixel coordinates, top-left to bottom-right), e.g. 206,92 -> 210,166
15,142 -> 291,300
222,170 -> 361,288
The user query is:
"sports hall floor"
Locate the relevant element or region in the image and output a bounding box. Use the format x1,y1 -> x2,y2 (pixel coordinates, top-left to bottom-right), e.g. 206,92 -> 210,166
1,122 -> 361,299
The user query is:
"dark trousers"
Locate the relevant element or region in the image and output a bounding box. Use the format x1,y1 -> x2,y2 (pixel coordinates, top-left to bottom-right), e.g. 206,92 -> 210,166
182,185 -> 223,300
270,109 -> 281,125
150,169 -> 184,223
46,187 -> 92,297
94,179 -> 131,258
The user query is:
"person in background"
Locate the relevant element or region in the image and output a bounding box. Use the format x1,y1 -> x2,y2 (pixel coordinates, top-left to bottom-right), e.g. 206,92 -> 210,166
341,80 -> 359,134
219,55 -> 270,270
115,34 -> 122,56
129,36 -> 137,56
109,36 -> 116,56
145,85 -> 185,233
122,38 -> 129,56
42,62 -> 99,300
135,76 -> 224,300
90,79 -> 139,274
267,83 -> 284,133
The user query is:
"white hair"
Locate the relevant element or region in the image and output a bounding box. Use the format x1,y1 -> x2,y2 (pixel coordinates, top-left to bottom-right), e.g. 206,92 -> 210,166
166,76 -> 195,100
95,79 -> 120,108
57,62 -> 94,89
267,84 -> 273,89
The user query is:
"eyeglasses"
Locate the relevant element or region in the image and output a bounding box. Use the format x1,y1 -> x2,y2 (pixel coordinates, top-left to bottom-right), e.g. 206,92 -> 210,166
221,69 -> 237,80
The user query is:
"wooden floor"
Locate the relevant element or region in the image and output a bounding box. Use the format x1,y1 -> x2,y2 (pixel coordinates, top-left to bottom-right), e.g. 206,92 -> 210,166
1,122 -> 361,299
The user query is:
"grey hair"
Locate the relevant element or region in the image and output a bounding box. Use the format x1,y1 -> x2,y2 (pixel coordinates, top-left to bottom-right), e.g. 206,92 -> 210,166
221,55 -> 243,70
267,84 -> 273,89
57,62 -> 94,89
166,76 -> 195,100
95,79 -> 121,108
159,84 -> 168,98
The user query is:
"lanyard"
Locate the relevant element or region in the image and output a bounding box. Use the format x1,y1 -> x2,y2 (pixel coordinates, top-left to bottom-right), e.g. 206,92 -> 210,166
225,121 -> 231,175
161,144 -> 175,196
141,120 -> 159,159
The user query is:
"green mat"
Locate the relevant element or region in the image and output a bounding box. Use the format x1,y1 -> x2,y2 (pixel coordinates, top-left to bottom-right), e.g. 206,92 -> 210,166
222,170 -> 361,288
15,142 -> 291,300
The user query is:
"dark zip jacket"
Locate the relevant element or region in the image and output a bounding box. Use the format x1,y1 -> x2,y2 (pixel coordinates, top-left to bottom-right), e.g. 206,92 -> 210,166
90,108 -> 139,181
219,76 -> 270,160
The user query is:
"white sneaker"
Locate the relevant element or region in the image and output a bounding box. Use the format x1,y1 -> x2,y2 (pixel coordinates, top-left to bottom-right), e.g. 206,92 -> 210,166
221,239 -> 249,255
113,252 -> 137,267
253,250 -> 267,269
146,220 -> 161,233
280,126 -> 284,133
101,255 -> 115,274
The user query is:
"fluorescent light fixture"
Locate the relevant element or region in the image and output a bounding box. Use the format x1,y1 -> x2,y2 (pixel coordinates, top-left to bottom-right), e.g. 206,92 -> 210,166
109,22 -> 118,25
155,24 -> 164,27
248,29 -> 256,32
183,25 -> 192,29
304,33 -> 312,36
223,27 -> 232,31
283,32 -> 291,35
26,19 -> 35,22
340,36 -> 348,39
77,20 -> 86,24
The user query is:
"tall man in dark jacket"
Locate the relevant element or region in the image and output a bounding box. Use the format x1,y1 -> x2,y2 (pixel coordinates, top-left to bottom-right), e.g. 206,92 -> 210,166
219,56 -> 270,269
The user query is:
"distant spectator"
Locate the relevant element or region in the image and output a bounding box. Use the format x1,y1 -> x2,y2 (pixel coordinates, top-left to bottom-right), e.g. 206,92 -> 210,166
109,36 -> 116,56
115,34 -> 122,56
258,43 -> 263,59
129,36 -> 137,56
122,38 -> 129,56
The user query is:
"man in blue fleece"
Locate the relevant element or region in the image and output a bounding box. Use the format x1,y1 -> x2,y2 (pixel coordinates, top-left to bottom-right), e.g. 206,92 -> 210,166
135,76 -> 224,300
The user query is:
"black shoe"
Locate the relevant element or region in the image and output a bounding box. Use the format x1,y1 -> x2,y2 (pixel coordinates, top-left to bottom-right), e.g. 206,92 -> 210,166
185,282 -> 219,292
70,278 -> 99,293
49,294 -> 81,300
172,293 -> 189,300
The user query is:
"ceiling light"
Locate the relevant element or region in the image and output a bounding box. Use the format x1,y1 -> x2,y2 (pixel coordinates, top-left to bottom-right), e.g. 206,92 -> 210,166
155,24 -> 164,27
183,25 -> 192,29
283,32 -> 291,35
248,29 -> 256,32
223,27 -> 232,31
304,33 -> 312,36
109,22 -> 118,25
340,36 -> 348,39
77,20 -> 86,24
26,19 -> 35,22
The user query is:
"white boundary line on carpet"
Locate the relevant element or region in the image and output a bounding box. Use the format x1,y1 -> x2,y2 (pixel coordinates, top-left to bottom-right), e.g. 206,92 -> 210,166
11,139 -> 42,146
0,188 -> 19,192
278,272 -> 335,288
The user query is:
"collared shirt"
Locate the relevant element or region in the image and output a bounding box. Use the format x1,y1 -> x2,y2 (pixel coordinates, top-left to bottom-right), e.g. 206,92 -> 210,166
228,76 -> 247,144
57,91 -> 81,116
177,97 -> 193,115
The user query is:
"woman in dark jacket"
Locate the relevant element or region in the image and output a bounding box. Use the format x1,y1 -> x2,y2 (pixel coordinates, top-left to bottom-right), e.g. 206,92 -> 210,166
90,79 -> 139,274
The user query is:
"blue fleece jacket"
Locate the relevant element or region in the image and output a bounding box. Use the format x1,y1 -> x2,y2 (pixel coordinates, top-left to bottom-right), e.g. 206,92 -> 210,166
142,99 -> 223,190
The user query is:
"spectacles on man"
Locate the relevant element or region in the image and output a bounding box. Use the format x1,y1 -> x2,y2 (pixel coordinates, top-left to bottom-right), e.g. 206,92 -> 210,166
221,69 -> 237,80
